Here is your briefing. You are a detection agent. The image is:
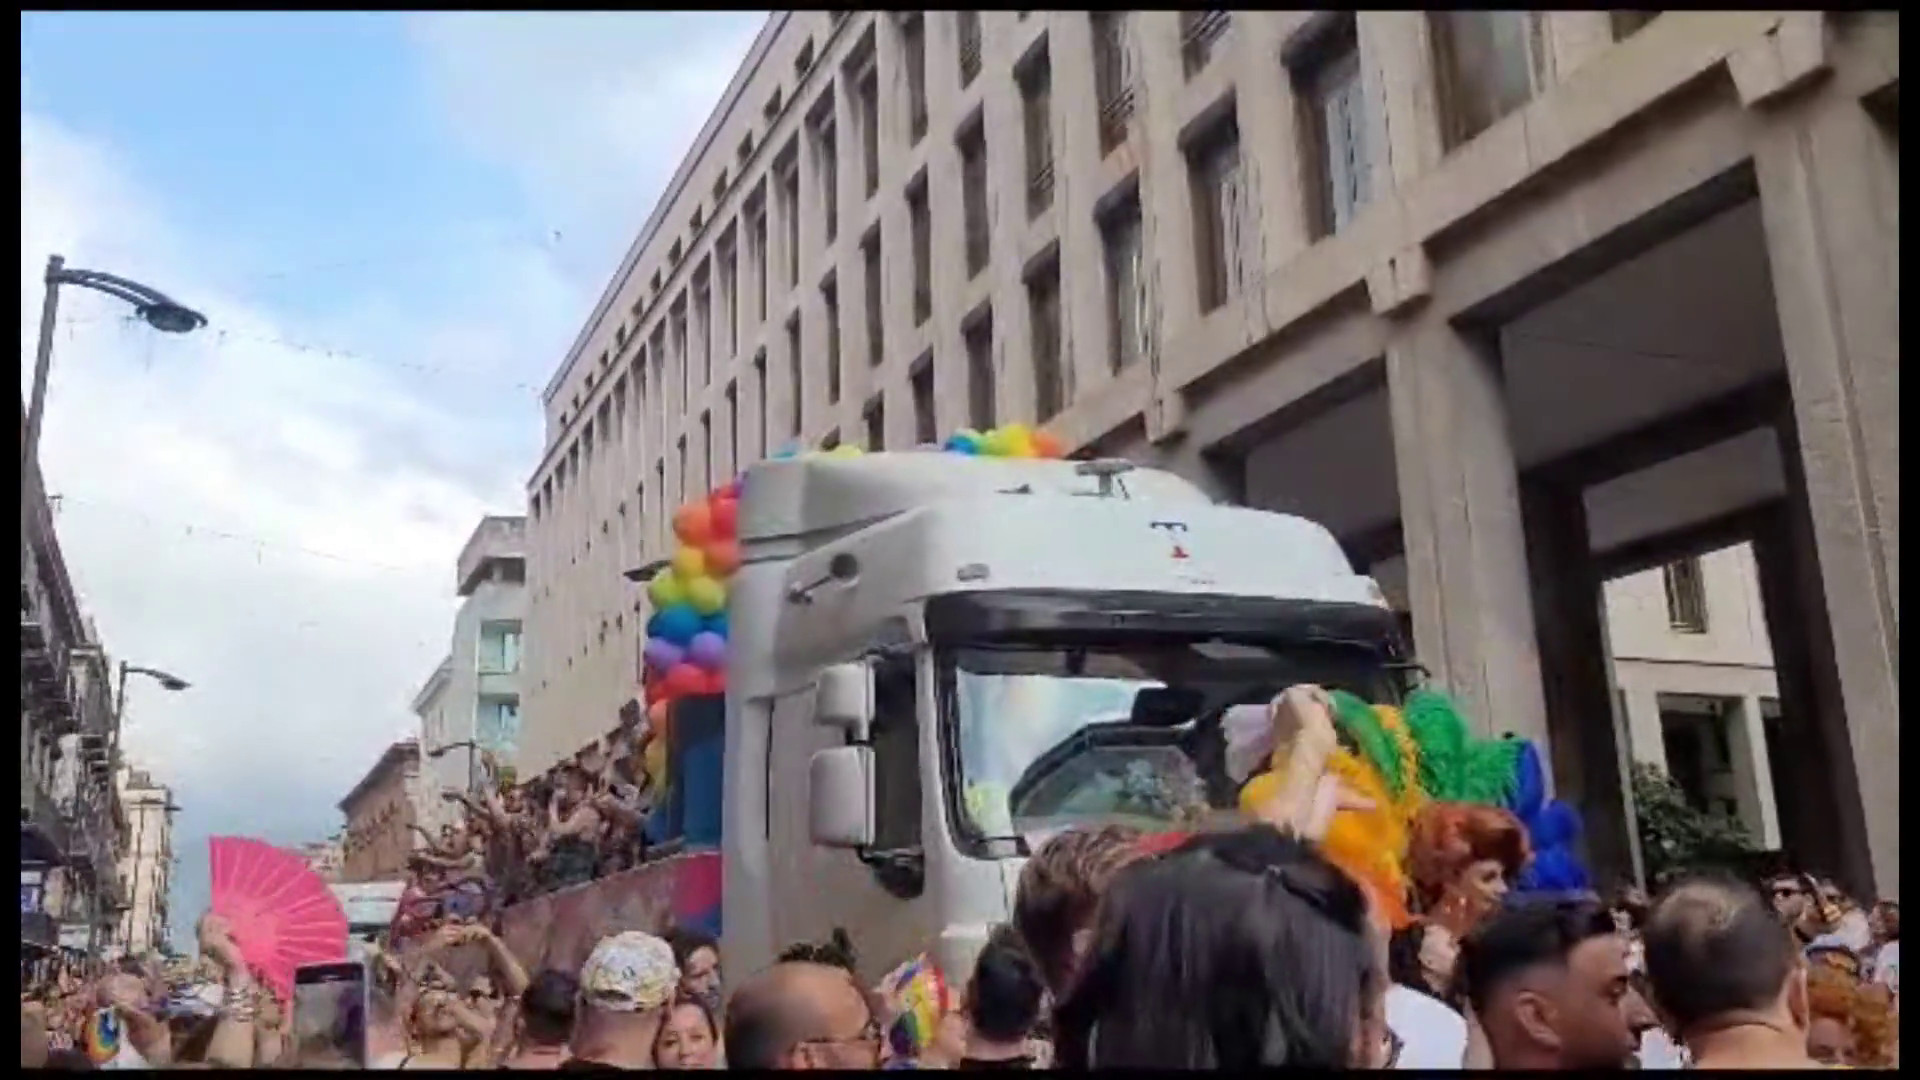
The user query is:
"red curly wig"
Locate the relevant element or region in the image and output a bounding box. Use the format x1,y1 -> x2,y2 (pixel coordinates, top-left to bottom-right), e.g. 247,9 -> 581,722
1406,802 -> 1532,909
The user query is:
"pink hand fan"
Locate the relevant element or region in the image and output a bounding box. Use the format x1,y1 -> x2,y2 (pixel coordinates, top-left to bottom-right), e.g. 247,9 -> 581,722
207,836 -> 349,1000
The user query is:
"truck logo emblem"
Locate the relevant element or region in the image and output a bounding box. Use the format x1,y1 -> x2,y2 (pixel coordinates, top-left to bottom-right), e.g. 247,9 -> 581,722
1149,521 -> 1190,561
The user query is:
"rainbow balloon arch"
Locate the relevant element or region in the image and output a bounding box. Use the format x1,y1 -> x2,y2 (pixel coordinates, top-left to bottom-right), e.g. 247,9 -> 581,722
635,424 -> 1067,793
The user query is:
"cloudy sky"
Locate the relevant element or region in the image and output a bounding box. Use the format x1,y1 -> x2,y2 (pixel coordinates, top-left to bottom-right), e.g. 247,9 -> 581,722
21,11 -> 765,947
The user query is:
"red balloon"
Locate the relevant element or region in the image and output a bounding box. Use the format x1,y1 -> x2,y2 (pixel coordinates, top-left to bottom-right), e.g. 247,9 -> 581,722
705,539 -> 741,578
663,663 -> 706,699
701,668 -> 728,696
710,497 -> 739,541
674,502 -> 715,546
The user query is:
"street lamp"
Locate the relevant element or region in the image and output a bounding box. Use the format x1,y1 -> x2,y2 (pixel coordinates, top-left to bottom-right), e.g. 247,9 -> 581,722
112,662 -> 190,767
23,254 -> 207,497
428,740 -> 481,798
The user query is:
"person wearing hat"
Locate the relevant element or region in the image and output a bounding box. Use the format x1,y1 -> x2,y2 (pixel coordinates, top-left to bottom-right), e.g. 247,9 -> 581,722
566,931 -> 681,1069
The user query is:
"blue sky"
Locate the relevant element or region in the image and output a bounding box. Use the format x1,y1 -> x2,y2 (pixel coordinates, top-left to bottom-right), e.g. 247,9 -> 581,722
20,11 -> 764,949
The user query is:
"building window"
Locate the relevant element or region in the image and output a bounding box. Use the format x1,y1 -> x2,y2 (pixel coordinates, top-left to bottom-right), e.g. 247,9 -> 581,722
959,121 -> 990,278
726,380 -> 740,473
964,310 -> 995,431
863,232 -> 884,368
1019,48 -> 1054,219
677,436 -> 689,502
795,38 -> 815,79
855,56 -> 881,198
956,11 -> 983,87
649,327 -> 667,431
477,698 -> 521,750
700,411 -> 714,492
1027,256 -> 1066,422
864,396 -> 885,451
1180,11 -> 1231,78
753,349 -> 769,458
1663,557 -> 1709,634
1091,12 -> 1136,155
478,621 -> 523,674
747,186 -> 769,325
902,14 -> 928,144
654,461 -> 666,549
911,355 -> 936,445
786,316 -> 804,437
1295,17 -> 1374,239
908,177 -> 932,325
1431,11 -> 1553,150
822,275 -> 842,406
1188,114 -> 1250,313
810,99 -> 839,246
718,230 -> 739,360
1101,194 -> 1150,373
1610,10 -> 1661,39
671,300 -> 691,412
778,147 -> 801,289
693,268 -> 712,391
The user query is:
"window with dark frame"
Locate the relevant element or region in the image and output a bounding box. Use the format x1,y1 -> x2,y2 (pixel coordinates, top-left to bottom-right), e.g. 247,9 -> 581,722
902,14 -> 929,144
864,396 -> 885,451
810,98 -> 839,246
1027,256 -> 1065,422
1101,194 -> 1149,374
1180,11 -> 1231,78
778,144 -> 802,289
908,177 -> 933,325
1431,11 -> 1553,150
725,380 -> 739,476
747,185 -> 769,326
718,228 -> 739,361
1019,47 -> 1054,220
693,267 -> 712,392
1663,557 -> 1709,634
863,232 -> 884,368
911,356 -> 936,445
822,275 -> 842,406
1294,16 -> 1374,239
786,315 -> 804,438
1091,12 -> 1135,155
956,11 -> 983,86
1188,114 -> 1250,313
671,299 -> 690,412
959,120 -> 990,278
854,47 -> 881,199
964,310 -> 996,431
753,349 -> 769,459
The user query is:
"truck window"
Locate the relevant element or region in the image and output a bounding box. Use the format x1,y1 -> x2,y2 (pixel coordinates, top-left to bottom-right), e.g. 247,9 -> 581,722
868,655 -> 922,853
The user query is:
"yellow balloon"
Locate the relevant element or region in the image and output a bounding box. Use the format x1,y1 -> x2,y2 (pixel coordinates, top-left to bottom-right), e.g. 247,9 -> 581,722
644,739 -> 668,790
672,546 -> 707,580
648,570 -> 687,609
685,575 -> 728,616
1001,422 -> 1036,458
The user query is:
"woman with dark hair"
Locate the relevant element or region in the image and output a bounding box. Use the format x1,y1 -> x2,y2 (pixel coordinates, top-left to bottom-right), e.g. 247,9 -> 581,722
1052,824 -> 1391,1069
959,925 -> 1046,1069
663,926 -> 724,1012
652,992 -> 721,1069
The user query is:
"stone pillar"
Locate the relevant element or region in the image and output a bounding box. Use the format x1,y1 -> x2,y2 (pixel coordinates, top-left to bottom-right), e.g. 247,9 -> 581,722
1385,315 -> 1549,751
1731,694 -> 1783,849
1619,684 -> 1667,772
1754,89 -> 1900,899
1521,476 -> 1638,890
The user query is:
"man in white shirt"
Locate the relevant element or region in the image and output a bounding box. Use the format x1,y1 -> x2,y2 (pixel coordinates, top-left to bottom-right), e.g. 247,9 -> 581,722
1384,982 -> 1470,1069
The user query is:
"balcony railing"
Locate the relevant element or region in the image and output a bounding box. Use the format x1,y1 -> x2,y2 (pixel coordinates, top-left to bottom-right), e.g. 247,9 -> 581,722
1028,161 -> 1055,219
1099,87 -> 1136,154
1182,11 -> 1232,78
957,14 -> 983,84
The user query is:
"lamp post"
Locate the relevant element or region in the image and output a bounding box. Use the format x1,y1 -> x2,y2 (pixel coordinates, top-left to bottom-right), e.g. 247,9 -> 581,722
112,662 -> 190,769
428,740 -> 481,799
23,254 -> 206,503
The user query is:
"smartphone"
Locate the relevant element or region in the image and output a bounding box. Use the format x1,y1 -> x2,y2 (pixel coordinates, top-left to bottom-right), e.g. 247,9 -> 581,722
291,961 -> 370,1069
85,1007 -> 124,1066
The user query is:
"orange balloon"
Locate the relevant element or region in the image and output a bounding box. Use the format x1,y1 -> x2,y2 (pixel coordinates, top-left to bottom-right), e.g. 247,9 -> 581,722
647,700 -> 672,741
674,502 -> 715,546
705,539 -> 742,578
1032,430 -> 1065,459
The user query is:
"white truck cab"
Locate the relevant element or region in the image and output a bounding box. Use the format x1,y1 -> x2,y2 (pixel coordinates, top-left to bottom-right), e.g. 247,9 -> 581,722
720,452 -> 1407,985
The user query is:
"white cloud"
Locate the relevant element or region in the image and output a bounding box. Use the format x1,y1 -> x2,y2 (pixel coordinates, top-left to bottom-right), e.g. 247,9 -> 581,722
21,109 -> 501,936
407,11 -> 768,282
22,11 -> 764,946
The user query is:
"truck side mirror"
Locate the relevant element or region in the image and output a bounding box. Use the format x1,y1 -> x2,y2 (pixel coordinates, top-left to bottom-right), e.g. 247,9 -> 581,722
814,663 -> 874,740
807,746 -> 875,849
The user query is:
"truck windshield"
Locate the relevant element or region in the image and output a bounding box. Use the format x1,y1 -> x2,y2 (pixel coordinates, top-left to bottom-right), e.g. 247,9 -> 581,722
943,636 -> 1400,847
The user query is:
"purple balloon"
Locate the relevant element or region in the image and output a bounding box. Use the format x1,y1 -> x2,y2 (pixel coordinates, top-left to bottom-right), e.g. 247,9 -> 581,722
643,637 -> 684,672
687,631 -> 728,671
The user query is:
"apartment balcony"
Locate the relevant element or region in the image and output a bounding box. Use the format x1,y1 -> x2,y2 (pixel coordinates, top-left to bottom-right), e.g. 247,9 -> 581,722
20,771 -> 71,867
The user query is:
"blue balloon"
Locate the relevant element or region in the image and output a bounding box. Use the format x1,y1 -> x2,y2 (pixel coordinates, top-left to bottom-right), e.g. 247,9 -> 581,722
943,433 -> 981,455
703,611 -> 729,640
774,442 -> 802,460
653,606 -> 703,647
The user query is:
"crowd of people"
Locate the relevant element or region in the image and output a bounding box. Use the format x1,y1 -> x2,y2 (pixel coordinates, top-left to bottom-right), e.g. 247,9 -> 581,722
22,683 -> 1900,1070
398,722 -> 666,934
